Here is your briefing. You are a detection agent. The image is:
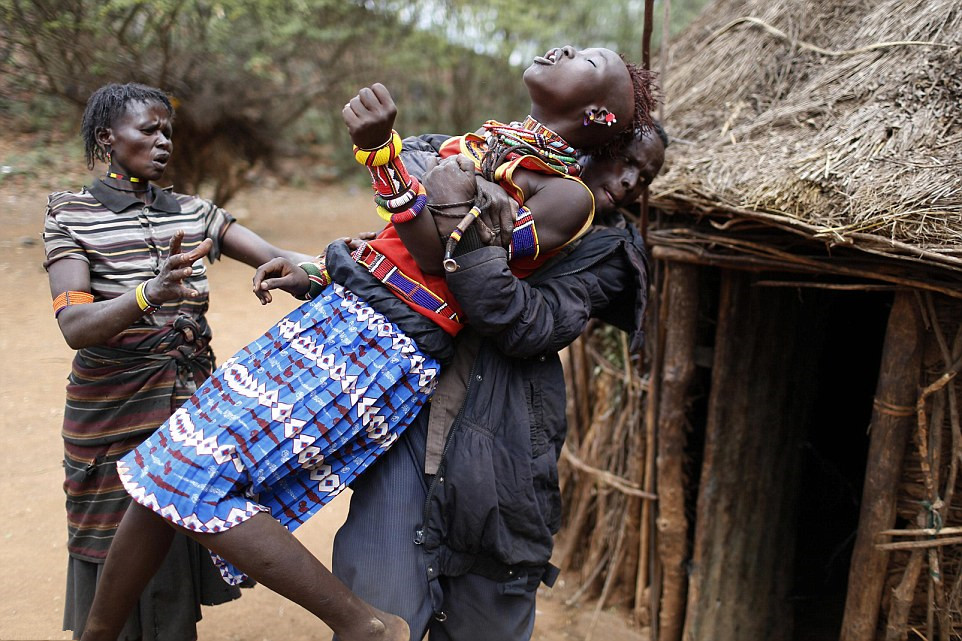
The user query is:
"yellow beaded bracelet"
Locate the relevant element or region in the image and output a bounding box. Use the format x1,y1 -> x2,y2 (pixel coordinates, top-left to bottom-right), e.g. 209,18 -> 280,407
135,281 -> 159,314
353,130 -> 402,167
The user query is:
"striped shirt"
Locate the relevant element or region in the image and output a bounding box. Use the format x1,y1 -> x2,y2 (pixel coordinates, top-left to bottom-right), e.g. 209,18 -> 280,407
43,180 -> 234,327
44,181 -> 234,559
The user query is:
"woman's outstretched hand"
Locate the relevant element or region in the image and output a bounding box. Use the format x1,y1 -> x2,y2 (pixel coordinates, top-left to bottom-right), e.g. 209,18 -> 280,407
342,83 -> 397,150
145,230 -> 212,303
252,233 -> 379,305
252,258 -> 310,305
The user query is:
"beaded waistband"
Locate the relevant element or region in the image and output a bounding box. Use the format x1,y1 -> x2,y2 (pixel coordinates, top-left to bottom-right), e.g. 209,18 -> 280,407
352,244 -> 460,325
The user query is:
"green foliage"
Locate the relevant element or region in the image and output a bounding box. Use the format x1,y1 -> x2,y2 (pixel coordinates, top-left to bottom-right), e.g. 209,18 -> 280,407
1,0 -> 710,204
414,0 -> 712,67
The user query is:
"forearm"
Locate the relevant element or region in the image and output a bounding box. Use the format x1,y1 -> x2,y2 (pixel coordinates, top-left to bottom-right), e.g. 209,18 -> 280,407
49,230 -> 215,350
394,212 -> 445,275
56,290 -> 160,349
220,223 -> 312,269
447,240 -> 637,357
445,247 -> 585,357
359,135 -> 447,273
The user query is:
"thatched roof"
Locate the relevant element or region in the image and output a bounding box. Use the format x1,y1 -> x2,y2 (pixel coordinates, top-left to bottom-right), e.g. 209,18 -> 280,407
652,0 -> 962,272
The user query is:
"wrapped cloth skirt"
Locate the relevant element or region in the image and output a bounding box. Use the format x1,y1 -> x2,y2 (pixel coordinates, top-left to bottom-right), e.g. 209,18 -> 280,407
118,283 -> 439,584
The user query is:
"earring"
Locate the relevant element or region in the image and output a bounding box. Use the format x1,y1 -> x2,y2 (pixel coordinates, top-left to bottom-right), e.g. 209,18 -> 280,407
105,147 -> 112,165
584,108 -> 617,127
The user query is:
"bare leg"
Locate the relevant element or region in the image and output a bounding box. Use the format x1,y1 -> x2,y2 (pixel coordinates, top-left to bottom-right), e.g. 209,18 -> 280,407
82,505 -> 406,641
190,512 -> 408,641
80,501 -> 176,641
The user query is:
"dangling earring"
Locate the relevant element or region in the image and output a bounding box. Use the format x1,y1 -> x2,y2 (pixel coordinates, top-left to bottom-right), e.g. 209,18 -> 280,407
105,147 -> 112,165
584,107 -> 617,127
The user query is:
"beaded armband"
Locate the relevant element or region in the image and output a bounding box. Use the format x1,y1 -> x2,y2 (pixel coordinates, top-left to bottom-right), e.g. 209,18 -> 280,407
508,205 -> 539,260
297,260 -> 332,300
353,130 -> 420,223
52,290 -> 94,318
353,130 -> 403,167
135,282 -> 160,314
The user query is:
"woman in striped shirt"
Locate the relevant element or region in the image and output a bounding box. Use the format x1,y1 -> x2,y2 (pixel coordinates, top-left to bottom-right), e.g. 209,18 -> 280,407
44,82 -> 312,641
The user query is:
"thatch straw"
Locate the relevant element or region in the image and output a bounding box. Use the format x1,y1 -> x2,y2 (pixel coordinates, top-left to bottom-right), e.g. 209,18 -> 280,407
652,0 -> 962,262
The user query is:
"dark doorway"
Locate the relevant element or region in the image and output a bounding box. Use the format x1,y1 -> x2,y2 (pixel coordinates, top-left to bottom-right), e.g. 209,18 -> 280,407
791,289 -> 893,640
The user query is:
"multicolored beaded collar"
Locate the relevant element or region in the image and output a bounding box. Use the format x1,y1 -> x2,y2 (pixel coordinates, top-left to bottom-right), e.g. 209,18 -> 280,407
481,116 -> 581,179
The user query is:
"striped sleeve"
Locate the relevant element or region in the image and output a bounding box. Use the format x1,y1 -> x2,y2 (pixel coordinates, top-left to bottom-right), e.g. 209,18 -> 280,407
43,191 -> 89,268
193,196 -> 235,262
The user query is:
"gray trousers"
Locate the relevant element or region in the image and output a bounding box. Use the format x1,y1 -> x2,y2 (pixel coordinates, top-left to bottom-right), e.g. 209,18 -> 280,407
331,416 -> 538,641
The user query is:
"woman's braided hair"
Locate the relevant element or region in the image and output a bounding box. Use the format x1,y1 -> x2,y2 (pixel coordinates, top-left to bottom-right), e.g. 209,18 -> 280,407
81,83 -> 173,169
593,60 -> 660,159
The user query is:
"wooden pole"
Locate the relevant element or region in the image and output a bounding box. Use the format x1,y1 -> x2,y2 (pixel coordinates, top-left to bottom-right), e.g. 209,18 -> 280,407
655,262 -> 698,641
840,291 -> 924,641
637,256 -> 667,628
658,0 -> 670,122
639,0 -> 655,244
885,549 -> 924,640
642,0 -> 654,69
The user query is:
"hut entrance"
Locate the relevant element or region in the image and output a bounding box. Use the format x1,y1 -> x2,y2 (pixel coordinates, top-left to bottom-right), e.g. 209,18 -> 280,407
682,267 -> 892,641
790,288 -> 891,640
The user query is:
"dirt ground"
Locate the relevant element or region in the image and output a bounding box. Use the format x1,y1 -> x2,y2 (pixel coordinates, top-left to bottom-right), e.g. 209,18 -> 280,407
0,156 -> 647,640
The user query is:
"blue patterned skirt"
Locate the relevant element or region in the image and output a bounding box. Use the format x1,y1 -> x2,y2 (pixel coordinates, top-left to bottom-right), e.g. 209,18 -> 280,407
118,283 -> 439,584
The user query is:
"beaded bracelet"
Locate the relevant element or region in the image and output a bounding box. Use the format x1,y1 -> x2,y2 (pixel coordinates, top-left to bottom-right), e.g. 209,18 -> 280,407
389,193 -> 428,225
135,282 -> 160,314
353,130 -> 403,167
374,177 -> 421,212
297,260 -> 332,300
508,205 -> 539,260
378,182 -> 426,223
52,290 -> 94,318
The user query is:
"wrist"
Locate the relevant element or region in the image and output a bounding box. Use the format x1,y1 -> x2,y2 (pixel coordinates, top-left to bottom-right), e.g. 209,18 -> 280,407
136,281 -> 160,314
353,130 -> 402,167
297,260 -> 331,300
143,278 -> 161,303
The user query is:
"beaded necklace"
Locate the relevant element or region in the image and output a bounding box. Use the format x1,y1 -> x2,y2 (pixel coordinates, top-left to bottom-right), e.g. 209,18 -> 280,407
107,171 -> 143,183
480,116 -> 581,181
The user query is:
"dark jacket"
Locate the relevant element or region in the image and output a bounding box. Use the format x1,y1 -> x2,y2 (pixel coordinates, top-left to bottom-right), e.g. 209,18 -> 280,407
418,223 -> 648,580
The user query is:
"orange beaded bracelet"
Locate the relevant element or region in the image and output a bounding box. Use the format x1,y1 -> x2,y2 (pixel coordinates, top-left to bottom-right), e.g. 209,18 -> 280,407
53,291 -> 94,318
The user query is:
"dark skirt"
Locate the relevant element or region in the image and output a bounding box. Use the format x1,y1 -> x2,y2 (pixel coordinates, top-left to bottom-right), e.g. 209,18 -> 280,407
63,532 -> 242,640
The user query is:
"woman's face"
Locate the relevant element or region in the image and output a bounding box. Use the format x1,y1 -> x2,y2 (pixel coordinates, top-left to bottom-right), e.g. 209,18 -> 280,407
98,100 -> 173,181
523,46 -> 633,133
581,132 -> 665,213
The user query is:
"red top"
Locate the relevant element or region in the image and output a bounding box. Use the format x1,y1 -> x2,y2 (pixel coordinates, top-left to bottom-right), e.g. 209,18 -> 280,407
358,123 -> 594,336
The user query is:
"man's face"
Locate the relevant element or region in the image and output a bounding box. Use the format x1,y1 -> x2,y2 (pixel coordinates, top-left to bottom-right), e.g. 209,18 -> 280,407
581,132 -> 665,213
